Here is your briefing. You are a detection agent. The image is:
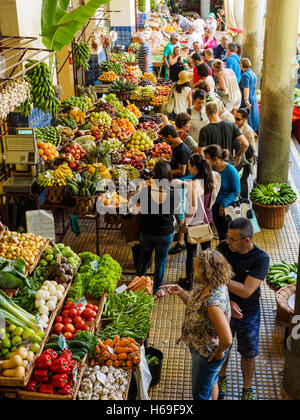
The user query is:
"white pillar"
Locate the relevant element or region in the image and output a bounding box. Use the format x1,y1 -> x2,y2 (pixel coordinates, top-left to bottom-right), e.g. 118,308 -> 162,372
242,0 -> 265,83
201,0 -> 210,20
232,0 -> 244,43
109,0 -> 136,47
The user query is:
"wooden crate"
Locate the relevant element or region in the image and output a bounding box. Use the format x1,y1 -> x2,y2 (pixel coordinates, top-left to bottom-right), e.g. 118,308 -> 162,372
0,280 -> 72,388
19,354 -> 88,400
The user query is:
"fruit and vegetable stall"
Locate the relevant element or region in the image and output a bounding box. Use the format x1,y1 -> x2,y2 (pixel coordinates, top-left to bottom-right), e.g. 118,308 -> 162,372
0,226 -> 155,400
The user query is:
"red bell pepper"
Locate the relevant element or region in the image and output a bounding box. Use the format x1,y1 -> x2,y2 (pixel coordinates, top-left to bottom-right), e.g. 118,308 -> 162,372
70,360 -> 80,372
26,380 -> 39,392
33,369 -> 50,383
57,386 -> 72,395
39,384 -> 54,394
59,350 -> 73,361
35,354 -> 52,369
42,349 -> 58,361
50,358 -> 70,374
51,374 -> 69,388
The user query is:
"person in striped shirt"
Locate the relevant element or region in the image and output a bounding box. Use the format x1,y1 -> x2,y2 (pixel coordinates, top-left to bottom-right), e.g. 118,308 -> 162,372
136,33 -> 153,74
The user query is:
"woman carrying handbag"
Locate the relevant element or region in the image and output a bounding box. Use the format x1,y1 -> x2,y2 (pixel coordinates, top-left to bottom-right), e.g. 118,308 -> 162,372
174,154 -> 221,291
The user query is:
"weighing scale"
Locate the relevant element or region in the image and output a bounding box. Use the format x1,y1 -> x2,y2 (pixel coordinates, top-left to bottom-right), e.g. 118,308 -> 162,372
2,128 -> 40,193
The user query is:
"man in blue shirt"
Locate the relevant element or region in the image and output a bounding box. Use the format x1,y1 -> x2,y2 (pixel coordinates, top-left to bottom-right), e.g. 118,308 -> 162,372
213,34 -> 228,61
226,43 -> 241,83
172,13 -> 192,32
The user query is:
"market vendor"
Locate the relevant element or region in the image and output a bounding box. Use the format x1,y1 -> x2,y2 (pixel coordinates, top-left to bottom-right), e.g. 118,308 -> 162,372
172,13 -> 193,33
163,32 -> 180,79
136,33 -> 153,74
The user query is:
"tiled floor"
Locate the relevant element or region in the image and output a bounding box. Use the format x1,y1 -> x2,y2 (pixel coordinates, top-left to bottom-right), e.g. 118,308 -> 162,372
60,138 -> 300,401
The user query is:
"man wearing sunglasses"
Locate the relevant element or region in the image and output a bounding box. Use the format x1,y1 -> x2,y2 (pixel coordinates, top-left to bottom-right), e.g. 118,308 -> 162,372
217,217 -> 270,401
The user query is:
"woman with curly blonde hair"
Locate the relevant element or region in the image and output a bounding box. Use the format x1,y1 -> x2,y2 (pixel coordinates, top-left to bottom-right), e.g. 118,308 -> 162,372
161,249 -> 232,400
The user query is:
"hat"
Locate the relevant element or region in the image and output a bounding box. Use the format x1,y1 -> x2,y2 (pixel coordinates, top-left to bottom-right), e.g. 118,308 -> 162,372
170,32 -> 179,39
177,71 -> 193,85
207,12 -> 216,19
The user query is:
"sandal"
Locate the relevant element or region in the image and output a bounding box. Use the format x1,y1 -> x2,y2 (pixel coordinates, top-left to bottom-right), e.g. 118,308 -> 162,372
153,289 -> 166,299
178,277 -> 193,291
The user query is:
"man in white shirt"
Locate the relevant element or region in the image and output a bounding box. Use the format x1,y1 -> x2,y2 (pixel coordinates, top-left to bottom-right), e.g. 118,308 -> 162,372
187,25 -> 202,52
187,89 -> 209,142
192,13 -> 206,37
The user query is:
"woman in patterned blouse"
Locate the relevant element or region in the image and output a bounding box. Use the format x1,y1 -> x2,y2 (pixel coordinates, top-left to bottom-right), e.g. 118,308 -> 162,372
161,249 -> 233,400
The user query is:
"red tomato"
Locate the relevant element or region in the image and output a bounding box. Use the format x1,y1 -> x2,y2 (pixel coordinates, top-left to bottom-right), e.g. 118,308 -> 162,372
53,323 -> 64,334
88,317 -> 95,323
62,310 -> 70,318
69,308 -> 79,318
64,302 -> 75,310
73,316 -> 83,324
64,332 -> 73,340
93,306 -> 99,312
85,304 -> 93,310
63,317 -> 73,325
82,308 -> 93,319
90,310 -> 97,318
83,325 -> 90,331
55,316 -> 63,324
64,324 -> 75,334
75,319 -> 85,330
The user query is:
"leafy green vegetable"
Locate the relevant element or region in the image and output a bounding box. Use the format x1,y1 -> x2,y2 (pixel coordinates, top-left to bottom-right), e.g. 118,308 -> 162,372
87,254 -> 122,299
98,290 -> 154,341
74,331 -> 99,358
0,257 -> 29,289
146,355 -> 160,367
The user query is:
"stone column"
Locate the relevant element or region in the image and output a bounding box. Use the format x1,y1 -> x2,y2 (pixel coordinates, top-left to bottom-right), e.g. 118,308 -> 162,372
242,0 -> 265,84
201,0 -> 210,20
284,246 -> 300,399
257,0 -> 299,185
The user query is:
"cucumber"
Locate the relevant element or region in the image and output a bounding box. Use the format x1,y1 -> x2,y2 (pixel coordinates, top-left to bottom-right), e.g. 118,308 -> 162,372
44,343 -> 61,351
72,355 -> 81,361
68,340 -> 90,350
71,350 -> 87,359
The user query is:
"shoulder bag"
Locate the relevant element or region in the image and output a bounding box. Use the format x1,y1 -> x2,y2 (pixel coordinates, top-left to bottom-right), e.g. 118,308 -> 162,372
187,196 -> 214,244
224,194 -> 260,234
161,84 -> 175,115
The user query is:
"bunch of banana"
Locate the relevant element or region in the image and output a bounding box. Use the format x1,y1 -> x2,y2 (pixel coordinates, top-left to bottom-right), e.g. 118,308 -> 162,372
250,183 -> 297,206
73,42 -> 90,71
267,261 -> 298,290
37,170 -> 56,187
109,78 -> 137,93
17,98 -> 33,117
25,60 -> 60,114
61,96 -> 89,113
53,163 -> 74,185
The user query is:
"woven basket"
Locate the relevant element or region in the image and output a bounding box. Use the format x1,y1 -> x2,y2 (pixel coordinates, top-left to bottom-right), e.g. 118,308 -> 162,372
104,213 -> 123,225
275,283 -> 296,323
46,186 -> 65,204
116,91 -> 131,101
73,196 -> 96,216
252,201 -> 290,229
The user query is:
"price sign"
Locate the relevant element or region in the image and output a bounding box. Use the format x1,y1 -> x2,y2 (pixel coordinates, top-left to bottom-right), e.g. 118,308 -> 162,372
107,346 -> 114,354
0,316 -> 5,339
73,364 -> 78,384
115,284 -> 127,294
58,333 -> 68,351
96,371 -> 106,385
74,296 -> 88,311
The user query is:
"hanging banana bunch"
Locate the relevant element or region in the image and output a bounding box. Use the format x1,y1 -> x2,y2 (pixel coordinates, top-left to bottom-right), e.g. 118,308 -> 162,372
24,60 -> 60,115
17,97 -> 33,117
73,41 -> 91,71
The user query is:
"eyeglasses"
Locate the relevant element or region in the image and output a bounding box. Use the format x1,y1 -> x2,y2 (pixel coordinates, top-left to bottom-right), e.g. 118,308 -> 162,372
226,234 -> 248,242
235,117 -> 244,122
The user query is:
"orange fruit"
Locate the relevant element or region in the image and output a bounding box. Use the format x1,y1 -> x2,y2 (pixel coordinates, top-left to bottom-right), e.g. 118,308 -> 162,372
42,155 -> 48,161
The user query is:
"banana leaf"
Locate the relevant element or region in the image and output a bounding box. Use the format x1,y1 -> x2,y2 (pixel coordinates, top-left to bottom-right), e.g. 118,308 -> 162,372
41,0 -> 111,51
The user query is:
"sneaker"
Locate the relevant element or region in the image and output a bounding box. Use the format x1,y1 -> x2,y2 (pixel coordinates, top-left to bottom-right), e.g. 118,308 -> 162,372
178,277 -> 193,291
169,243 -> 186,255
218,376 -> 227,400
241,389 -> 256,400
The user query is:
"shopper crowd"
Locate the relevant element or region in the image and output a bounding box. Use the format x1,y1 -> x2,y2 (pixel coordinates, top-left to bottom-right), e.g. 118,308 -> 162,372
136,10 -> 269,402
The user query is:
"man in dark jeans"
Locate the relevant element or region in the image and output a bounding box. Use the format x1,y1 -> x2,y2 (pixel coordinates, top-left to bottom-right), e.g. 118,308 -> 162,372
217,218 -> 270,400
198,101 -> 249,166
159,125 -> 192,255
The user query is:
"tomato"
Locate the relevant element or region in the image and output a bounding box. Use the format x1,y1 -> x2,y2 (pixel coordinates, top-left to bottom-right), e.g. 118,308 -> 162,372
62,310 -> 70,318
63,317 -> 73,325
53,323 -> 64,334
75,319 -> 85,330
88,317 -> 95,323
85,304 -> 94,310
64,324 -> 75,334
69,308 -> 79,318
63,332 -> 73,340
90,310 -> 97,318
92,305 -> 99,312
64,302 -> 75,310
55,316 -> 63,324
73,316 -> 83,324
82,308 -> 93,319
83,325 -> 90,331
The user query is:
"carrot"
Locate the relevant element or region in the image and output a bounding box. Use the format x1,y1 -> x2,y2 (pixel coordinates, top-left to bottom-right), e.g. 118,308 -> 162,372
117,353 -> 128,360
102,351 -> 110,360
110,353 -> 117,361
115,347 -> 131,354
129,344 -> 139,352
110,335 -> 120,348
104,338 -> 113,347
128,276 -> 142,290
95,345 -> 101,354
133,355 -> 140,365
119,338 -> 130,347
113,360 -> 121,368
127,337 -> 137,344
119,361 -> 127,368
131,279 -> 147,292
97,338 -> 105,347
105,360 -> 114,367
126,360 -> 133,367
